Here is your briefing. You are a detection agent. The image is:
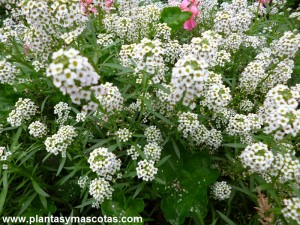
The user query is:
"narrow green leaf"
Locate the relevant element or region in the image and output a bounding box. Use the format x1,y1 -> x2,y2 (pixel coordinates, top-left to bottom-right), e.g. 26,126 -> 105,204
231,185 -> 255,199
39,194 -> 47,209
133,182 -> 146,199
11,127 -> 22,151
154,177 -> 166,185
149,111 -> 173,126
122,171 -> 137,178
0,171 -> 8,213
86,138 -> 113,152
156,155 -> 172,167
224,143 -> 247,148
17,193 -> 37,216
75,198 -> 95,208
217,211 -> 237,225
56,157 -> 67,176
171,139 -> 180,158
101,63 -> 134,72
32,181 -> 49,197
41,95 -> 50,113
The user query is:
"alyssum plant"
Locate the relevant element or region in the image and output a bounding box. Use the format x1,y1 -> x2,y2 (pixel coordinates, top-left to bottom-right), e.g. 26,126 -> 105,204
0,0 -> 299,224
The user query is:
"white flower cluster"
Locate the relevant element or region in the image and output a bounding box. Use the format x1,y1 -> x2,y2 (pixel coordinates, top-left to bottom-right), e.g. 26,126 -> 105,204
88,147 -> 121,178
206,129 -> 223,149
103,4 -> 162,43
20,0 -> 87,50
177,112 -> 209,145
0,147 -> 4,157
270,31 -> 300,59
0,147 -> 12,170
215,50 -> 231,66
143,142 -> 162,162
0,59 -> 19,84
170,55 -> 209,107
136,159 -> 158,182
50,1 -> 86,28
168,0 -> 181,6
248,2 -> 266,16
154,23 -> 171,41
163,40 -> 182,65
54,102 -> 71,125
214,2 -> 254,35
226,113 -> 262,136
28,121 -> 47,138
46,48 -> 100,107
119,38 -> 166,84
243,35 -> 266,49
97,33 -> 115,47
76,112 -> 87,122
94,82 -> 124,113
239,42 -> 296,94
7,98 -> 38,127
258,85 -> 300,140
239,99 -> 254,112
222,33 -> 244,51
268,152 -> 299,183
144,126 -> 163,143
239,142 -> 274,173
44,125 -> 77,157
116,0 -> 139,15
89,178 -> 113,207
127,145 -> 140,160
290,11 -> 300,21
261,58 -> 294,93
78,176 -> 89,189
198,0 -> 218,21
116,128 -> 132,142
202,84 -> 232,110
211,181 -> 232,200
282,197 -> 300,224
239,61 -> 267,94
187,31 -> 222,67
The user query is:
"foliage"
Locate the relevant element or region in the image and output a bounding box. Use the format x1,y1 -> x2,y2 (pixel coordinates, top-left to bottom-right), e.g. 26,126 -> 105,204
0,0 -> 299,224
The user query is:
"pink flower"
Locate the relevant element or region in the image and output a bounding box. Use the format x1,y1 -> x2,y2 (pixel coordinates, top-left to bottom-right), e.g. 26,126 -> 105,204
80,0 -> 98,15
105,0 -> 114,8
258,0 -> 270,3
180,0 -> 200,31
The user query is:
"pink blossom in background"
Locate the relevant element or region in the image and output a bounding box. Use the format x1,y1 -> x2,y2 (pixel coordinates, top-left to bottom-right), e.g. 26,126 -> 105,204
105,0 -> 114,8
258,0 -> 270,3
80,0 -> 98,15
180,0 -> 200,31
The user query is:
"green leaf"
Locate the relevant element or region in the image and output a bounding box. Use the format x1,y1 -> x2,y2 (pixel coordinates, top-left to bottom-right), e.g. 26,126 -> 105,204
0,170 -> 8,213
224,143 -> 247,148
75,198 -> 95,209
154,177 -> 166,185
56,157 -> 66,176
156,155 -> 172,167
32,181 -> 49,197
41,95 -> 50,113
39,194 -> 47,209
156,150 -> 219,224
102,189 -> 144,225
217,211 -> 237,225
11,127 -> 22,151
18,193 -> 38,216
149,110 -> 173,126
86,138 -> 114,152
171,139 -> 180,158
160,7 -> 192,30
133,182 -> 146,199
55,180 -> 81,203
